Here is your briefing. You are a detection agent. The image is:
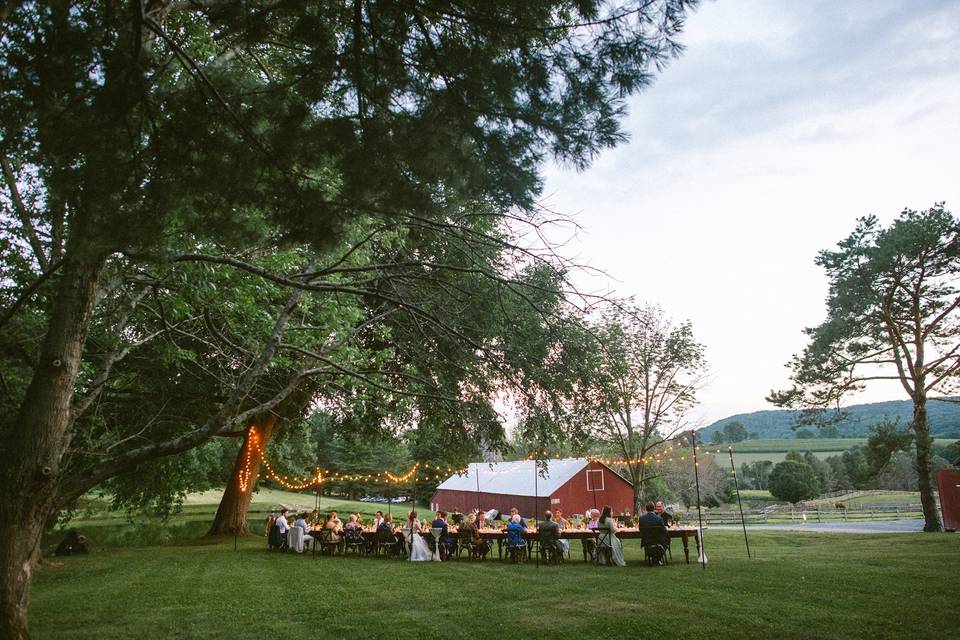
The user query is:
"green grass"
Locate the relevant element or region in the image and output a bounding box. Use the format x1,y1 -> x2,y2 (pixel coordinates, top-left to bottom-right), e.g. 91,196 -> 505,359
30,530 -> 959,639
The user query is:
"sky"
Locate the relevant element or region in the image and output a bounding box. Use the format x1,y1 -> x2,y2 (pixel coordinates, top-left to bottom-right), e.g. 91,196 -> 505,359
540,0 -> 960,427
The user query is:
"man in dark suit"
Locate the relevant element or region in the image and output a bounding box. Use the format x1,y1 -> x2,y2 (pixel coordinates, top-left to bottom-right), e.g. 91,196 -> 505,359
638,501 -> 669,560
638,501 -> 664,527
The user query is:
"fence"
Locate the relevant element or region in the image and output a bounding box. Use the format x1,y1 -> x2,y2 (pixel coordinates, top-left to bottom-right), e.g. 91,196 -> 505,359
675,502 -> 929,525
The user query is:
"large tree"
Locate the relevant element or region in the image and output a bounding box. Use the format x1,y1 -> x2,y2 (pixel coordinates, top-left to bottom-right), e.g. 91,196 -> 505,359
575,303 -> 707,514
770,205 -> 960,532
0,3 -> 697,634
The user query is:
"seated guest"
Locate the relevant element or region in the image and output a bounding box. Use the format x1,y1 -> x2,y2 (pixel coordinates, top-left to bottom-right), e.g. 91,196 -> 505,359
373,510 -> 384,529
598,506 -> 626,566
460,514 -> 489,558
538,511 -> 563,560
553,509 -> 570,556
586,509 -> 601,530
276,508 -> 290,535
581,508 -> 601,559
638,501 -> 664,527
343,514 -> 363,535
323,512 -> 342,545
654,501 -> 672,527
431,511 -> 452,559
476,510 -> 487,529
309,509 -> 320,526
505,514 -> 527,561
483,508 -> 500,523
639,501 -> 669,557
508,507 -> 520,521
377,514 -> 402,553
294,512 -> 314,550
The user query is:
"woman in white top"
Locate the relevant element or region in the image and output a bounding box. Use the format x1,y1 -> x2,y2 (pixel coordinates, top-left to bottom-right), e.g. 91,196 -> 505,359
405,511 -> 436,561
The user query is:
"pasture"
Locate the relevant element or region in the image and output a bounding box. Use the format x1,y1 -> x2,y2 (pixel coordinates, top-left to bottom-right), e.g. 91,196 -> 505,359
32,524 -> 958,639
715,438 -> 956,466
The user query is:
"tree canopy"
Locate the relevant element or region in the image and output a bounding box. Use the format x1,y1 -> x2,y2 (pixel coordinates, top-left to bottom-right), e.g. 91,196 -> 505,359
770,205 -> 960,531
0,3 -> 699,635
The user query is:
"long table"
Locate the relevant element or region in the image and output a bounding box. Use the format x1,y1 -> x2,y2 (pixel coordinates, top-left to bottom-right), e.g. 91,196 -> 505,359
314,526 -> 702,564
471,527 -> 702,564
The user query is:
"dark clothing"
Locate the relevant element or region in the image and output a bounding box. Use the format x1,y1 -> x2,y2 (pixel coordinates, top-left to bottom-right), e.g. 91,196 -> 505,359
656,511 -> 673,527
431,518 -> 448,537
538,519 -> 563,556
538,519 -> 561,537
639,511 -> 669,549
638,511 -> 664,527
431,518 -> 453,547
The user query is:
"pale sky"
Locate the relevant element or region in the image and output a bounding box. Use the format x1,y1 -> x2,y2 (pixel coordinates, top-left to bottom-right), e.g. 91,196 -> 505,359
541,0 -> 960,426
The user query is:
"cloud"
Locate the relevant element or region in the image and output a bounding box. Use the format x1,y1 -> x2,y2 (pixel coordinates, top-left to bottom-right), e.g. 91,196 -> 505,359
541,0 -> 960,422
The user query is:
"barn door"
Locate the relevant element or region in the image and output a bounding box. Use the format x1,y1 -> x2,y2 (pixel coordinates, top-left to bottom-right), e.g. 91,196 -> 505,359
586,469 -> 604,491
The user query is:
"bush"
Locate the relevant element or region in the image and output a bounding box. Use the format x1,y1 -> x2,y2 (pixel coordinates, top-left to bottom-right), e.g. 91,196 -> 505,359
768,460 -> 821,503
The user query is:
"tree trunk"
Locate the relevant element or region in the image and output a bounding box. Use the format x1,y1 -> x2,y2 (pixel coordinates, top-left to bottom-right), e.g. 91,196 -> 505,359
0,252 -> 106,639
207,415 -> 279,536
912,397 -> 942,532
631,465 -> 642,517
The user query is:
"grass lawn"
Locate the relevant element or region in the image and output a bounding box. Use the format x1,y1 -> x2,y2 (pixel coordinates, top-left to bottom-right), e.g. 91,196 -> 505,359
30,529 -> 959,639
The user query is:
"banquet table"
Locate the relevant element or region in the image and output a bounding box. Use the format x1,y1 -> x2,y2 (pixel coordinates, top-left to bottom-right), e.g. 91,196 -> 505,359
453,526 -> 701,564
312,525 -> 702,564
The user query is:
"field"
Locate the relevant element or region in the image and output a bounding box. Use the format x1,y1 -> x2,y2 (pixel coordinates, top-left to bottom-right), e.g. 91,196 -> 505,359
29,489 -> 959,639
31,530 -> 958,639
705,438 -> 957,466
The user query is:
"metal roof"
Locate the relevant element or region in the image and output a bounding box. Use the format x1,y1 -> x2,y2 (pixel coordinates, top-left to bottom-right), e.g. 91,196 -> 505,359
434,458 -> 592,497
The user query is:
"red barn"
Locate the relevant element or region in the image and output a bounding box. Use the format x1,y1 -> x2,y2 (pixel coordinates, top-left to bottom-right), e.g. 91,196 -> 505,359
430,458 -> 635,518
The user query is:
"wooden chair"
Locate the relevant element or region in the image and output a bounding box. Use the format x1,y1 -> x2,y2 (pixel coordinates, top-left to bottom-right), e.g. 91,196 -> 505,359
639,525 -> 669,566
315,528 -> 339,556
593,529 -> 613,566
343,528 -> 366,556
374,528 -> 401,558
539,530 -> 563,565
457,528 -> 476,559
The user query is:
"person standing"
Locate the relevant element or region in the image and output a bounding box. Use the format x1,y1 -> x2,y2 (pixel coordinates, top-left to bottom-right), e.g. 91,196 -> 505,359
406,511 -> 435,562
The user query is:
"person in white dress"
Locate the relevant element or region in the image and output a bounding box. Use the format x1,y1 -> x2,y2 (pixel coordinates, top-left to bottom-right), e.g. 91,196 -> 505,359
406,511 -> 436,562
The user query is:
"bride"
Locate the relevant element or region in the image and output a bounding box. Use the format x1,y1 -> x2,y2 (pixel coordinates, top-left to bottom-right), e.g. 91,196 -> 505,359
405,511 -> 436,562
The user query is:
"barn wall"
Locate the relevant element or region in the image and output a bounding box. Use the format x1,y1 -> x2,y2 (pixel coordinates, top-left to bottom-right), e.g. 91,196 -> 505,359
937,469 -> 960,531
430,489 -> 549,519
431,461 -> 635,519
549,461 -> 635,517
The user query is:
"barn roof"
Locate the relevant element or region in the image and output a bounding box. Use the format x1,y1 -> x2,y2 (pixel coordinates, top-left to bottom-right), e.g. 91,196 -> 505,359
435,458 -> 593,497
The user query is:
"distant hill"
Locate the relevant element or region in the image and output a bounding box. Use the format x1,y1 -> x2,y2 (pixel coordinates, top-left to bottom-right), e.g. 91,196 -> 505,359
700,398 -> 960,441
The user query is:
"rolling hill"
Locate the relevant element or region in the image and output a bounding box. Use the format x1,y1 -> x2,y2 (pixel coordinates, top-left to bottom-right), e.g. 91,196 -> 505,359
700,397 -> 960,441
